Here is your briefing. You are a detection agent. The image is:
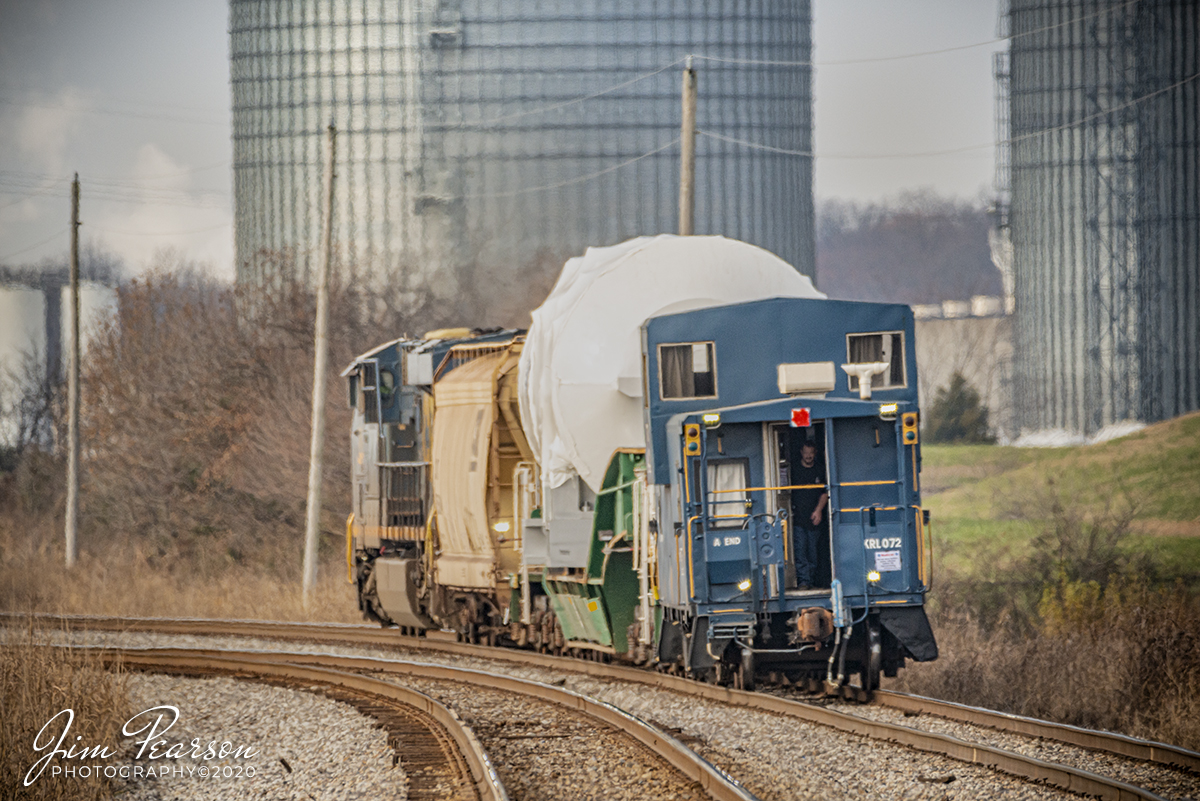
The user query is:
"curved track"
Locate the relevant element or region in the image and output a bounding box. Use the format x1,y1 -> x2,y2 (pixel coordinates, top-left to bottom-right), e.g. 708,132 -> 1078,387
90,646 -> 505,801
16,614 -> 1199,801
40,636 -> 758,801
872,690 -> 1200,773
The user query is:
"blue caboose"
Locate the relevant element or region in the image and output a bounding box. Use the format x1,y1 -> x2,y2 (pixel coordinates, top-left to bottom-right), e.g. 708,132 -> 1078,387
644,296 -> 937,691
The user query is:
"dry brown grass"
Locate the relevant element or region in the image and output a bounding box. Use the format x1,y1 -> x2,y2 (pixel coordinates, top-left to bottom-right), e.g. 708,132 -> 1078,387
891,583 -> 1200,750
0,495 -> 359,622
0,627 -> 130,801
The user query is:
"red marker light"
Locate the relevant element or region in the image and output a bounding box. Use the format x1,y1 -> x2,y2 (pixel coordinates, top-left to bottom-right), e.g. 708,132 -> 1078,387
790,408 -> 811,428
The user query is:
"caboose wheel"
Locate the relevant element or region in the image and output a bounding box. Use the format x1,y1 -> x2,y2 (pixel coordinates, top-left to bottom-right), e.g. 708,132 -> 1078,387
737,646 -> 756,691
860,621 -> 882,693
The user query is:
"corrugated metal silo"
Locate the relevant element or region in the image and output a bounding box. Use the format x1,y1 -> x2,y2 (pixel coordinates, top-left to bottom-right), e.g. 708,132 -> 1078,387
1005,0 -> 1199,438
0,285 -> 47,377
228,1 -> 814,298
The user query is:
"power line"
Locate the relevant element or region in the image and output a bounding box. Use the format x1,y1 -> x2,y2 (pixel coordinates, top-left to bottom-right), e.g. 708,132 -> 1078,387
476,60 -> 685,126
0,228 -> 68,262
462,139 -> 680,199
692,1 -> 1139,68
697,130 -> 812,157
89,221 -> 230,237
84,192 -> 229,210
699,70 -> 1199,161
0,180 -> 70,212
0,81 -> 225,116
0,96 -> 226,127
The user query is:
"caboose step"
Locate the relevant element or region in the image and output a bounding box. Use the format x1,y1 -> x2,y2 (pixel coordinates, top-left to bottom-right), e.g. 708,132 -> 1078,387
785,587 -> 831,597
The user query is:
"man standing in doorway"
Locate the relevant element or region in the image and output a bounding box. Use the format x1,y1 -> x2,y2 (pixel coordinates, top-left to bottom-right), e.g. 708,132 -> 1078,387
792,441 -> 828,590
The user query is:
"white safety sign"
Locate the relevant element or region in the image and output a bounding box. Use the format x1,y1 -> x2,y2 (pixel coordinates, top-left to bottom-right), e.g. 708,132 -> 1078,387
874,550 -> 902,572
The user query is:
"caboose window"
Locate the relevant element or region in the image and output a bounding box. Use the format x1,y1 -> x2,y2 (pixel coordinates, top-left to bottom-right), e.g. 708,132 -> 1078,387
846,332 -> 906,391
706,458 -> 749,527
659,342 -> 716,400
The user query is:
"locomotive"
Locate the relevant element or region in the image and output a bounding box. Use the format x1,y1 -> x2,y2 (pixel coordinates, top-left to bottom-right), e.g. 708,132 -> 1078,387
344,235 -> 938,692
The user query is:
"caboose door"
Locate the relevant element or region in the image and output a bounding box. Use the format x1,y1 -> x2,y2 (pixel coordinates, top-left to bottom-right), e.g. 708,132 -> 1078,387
825,416 -> 908,600
770,422 -> 832,591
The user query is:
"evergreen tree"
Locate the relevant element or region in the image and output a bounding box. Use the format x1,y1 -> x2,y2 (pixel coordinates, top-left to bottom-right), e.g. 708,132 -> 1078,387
925,372 -> 995,443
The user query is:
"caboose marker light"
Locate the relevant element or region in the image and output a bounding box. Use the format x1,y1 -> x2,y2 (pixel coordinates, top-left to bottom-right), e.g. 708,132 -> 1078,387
790,407 -> 811,428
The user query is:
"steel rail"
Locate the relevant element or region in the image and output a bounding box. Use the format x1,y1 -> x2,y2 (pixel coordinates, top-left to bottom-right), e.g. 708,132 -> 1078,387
84,646 -> 507,801
14,614 -> 1185,801
873,690 -> 1200,773
85,644 -> 760,801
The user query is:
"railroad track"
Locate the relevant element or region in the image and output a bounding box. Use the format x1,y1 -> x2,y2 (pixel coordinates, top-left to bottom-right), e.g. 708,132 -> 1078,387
15,614 -> 1200,801
45,640 -> 758,801
871,690 -> 1200,773
92,646 -> 503,801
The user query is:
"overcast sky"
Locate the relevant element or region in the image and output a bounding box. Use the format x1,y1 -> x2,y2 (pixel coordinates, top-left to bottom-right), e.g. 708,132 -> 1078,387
0,0 -> 1001,279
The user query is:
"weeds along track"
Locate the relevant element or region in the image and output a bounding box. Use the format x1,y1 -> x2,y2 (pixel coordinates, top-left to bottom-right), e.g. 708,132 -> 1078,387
50,642 -> 756,801
18,615 -> 1200,801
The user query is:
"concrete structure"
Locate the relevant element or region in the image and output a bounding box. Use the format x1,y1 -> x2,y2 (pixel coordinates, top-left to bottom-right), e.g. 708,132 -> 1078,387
914,314 -> 1014,442
229,1 -> 814,297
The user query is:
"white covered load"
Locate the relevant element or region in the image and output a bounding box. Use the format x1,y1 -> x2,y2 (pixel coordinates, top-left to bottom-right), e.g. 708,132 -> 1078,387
518,234 -> 824,493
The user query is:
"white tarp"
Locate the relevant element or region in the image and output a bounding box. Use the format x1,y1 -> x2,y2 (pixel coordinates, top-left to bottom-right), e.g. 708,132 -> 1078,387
518,234 -> 825,493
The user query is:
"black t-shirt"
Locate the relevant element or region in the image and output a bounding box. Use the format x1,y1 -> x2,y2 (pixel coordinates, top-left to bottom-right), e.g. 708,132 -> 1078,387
792,461 -> 827,525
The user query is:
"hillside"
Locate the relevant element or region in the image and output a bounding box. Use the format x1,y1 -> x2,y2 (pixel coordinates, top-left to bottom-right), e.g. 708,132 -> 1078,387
921,411 -> 1200,584
892,412 -> 1200,748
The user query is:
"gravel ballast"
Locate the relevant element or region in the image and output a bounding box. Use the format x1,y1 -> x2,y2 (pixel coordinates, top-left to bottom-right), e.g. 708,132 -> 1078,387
44,628 -> 1128,800
117,673 -> 404,801
825,699 -> 1200,801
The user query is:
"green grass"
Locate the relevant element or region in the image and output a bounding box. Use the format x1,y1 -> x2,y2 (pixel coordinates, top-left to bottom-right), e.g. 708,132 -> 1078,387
921,411 -> 1200,584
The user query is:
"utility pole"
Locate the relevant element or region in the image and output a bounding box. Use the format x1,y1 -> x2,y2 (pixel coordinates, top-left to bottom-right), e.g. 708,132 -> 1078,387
302,123 -> 336,607
678,56 -> 697,236
65,174 -> 81,569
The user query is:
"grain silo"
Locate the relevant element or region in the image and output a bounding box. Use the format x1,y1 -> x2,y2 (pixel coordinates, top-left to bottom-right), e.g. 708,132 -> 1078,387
1001,0 -> 1199,439
228,1 -> 814,299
